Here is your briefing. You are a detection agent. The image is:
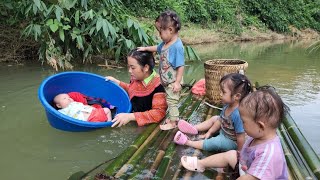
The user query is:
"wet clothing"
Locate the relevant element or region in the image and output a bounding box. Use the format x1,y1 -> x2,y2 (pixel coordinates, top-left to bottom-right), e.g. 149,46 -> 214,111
119,74 -> 167,126
239,136 -> 288,179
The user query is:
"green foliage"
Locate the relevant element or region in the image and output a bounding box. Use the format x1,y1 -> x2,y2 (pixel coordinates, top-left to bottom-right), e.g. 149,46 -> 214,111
181,0 -> 209,24
243,0 -> 320,32
121,0 -> 186,22
7,0 -> 155,69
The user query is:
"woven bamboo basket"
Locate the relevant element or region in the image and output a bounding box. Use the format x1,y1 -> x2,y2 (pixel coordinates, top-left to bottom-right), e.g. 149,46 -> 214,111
204,59 -> 248,105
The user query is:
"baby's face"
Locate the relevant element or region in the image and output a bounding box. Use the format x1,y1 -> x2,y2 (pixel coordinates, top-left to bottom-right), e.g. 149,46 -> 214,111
54,94 -> 74,108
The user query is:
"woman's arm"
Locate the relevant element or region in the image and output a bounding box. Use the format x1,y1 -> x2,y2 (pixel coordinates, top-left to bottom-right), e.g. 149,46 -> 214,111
111,92 -> 167,127
134,92 -> 168,126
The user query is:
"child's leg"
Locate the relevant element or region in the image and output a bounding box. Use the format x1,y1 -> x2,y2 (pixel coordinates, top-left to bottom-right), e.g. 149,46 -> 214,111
202,133 -> 237,152
194,115 -> 219,131
181,150 -> 237,172
185,139 -> 205,150
160,84 -> 180,130
103,108 -> 112,121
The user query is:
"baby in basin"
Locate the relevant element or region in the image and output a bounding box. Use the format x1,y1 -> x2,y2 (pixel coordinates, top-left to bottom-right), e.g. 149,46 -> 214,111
53,93 -> 111,122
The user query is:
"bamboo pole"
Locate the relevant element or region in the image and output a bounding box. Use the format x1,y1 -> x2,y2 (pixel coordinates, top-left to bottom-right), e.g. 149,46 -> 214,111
114,92 -> 195,179
103,123 -> 158,176
279,123 -> 315,179
153,98 -> 203,179
134,99 -> 199,180
114,126 -> 161,178
103,82 -> 196,176
178,107 -> 214,180
282,114 -> 320,179
277,128 -> 305,180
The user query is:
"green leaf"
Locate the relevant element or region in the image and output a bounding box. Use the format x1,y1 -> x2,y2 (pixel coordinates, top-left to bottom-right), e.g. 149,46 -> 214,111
71,33 -> 77,40
63,25 -> 71,30
40,1 -> 47,11
89,9 -> 94,19
107,21 -> 116,36
81,0 -> 88,10
137,28 -> 142,42
125,39 -> 132,48
59,29 -> 65,42
96,17 -> 103,32
75,10 -> 80,25
46,19 -> 53,26
115,45 -> 122,62
33,24 -> 41,41
84,45 -> 92,58
102,9 -> 107,16
76,36 -> 84,49
25,4 -> 32,15
49,23 -> 59,32
102,19 -> 109,39
133,22 -> 139,29
33,0 -> 41,9
64,0 -> 77,10
55,6 -> 63,22
89,27 -> 95,36
127,19 -> 133,28
33,4 -> 38,15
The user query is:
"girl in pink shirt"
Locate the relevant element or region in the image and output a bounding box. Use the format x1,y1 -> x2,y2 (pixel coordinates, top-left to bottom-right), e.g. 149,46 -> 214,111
180,86 -> 289,180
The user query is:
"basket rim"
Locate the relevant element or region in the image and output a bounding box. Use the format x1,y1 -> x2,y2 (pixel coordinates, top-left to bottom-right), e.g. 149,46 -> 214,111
205,59 -> 247,64
204,60 -> 248,67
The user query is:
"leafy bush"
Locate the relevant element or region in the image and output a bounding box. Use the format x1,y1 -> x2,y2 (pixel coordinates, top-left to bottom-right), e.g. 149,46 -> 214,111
9,0 -> 155,70
243,0 -> 320,32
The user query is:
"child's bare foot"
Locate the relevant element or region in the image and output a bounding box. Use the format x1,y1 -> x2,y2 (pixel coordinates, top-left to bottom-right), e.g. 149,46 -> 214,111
160,119 -> 177,130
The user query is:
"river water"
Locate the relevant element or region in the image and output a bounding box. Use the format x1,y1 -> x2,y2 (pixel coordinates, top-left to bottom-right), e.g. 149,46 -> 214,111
0,40 -> 319,179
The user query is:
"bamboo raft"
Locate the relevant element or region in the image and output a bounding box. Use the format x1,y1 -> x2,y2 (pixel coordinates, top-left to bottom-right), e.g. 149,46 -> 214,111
79,82 -> 320,180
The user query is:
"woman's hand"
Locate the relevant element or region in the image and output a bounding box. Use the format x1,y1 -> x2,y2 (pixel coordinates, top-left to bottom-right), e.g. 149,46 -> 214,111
172,81 -> 182,92
111,113 -> 135,128
105,76 -> 120,85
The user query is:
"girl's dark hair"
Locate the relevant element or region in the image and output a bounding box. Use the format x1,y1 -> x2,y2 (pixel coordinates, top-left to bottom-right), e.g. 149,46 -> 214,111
127,48 -> 155,73
220,73 -> 253,102
240,86 -> 289,128
159,10 -> 181,32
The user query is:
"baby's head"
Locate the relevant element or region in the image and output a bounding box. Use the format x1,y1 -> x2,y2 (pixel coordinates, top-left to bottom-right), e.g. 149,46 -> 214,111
53,93 -> 74,109
239,86 -> 289,136
219,73 -> 252,102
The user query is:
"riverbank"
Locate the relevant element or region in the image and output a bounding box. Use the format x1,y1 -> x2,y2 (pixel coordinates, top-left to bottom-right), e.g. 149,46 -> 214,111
0,22 -> 319,64
180,23 -> 319,45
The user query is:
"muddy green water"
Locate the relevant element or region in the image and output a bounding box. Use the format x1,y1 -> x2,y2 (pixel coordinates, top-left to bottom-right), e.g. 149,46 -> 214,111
0,40 -> 319,179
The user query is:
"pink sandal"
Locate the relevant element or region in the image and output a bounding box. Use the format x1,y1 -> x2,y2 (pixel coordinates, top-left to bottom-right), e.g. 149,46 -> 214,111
181,156 -> 205,172
178,120 -> 198,135
173,131 -> 188,145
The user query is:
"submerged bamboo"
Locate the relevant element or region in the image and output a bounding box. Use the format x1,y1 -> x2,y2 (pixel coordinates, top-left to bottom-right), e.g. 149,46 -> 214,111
282,114 -> 320,179
280,123 -> 315,179
114,126 -> 161,178
154,98 -> 203,179
104,123 -> 158,176
103,82 -> 195,176
277,128 -> 305,180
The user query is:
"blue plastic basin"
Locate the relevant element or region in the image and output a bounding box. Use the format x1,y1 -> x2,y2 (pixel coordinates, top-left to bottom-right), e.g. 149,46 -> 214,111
38,71 -> 131,132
